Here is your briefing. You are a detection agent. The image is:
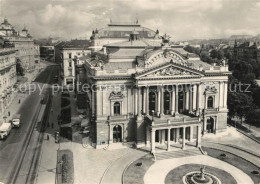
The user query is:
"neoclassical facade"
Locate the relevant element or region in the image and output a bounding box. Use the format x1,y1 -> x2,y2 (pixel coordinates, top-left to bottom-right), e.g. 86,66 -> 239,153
80,23 -> 230,152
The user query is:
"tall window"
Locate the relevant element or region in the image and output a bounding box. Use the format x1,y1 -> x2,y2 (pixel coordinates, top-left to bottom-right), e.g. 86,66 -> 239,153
69,61 -> 72,67
68,53 -> 72,58
207,96 -> 214,109
114,102 -> 120,116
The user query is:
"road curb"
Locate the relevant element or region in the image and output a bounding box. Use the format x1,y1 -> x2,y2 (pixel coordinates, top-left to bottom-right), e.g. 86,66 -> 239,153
236,129 -> 260,144
99,149 -> 134,184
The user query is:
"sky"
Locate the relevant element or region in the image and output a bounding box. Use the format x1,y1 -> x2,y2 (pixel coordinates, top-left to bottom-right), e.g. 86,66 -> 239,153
0,0 -> 260,41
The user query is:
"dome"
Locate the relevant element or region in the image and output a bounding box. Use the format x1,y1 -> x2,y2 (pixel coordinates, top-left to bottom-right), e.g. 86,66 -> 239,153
96,23 -> 156,39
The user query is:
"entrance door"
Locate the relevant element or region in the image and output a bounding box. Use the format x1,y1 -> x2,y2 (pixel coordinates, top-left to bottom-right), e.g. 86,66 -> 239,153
113,125 -> 122,142
206,117 -> 214,133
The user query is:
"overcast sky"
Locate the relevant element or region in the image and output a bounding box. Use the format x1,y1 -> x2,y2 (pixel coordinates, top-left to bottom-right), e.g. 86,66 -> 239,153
0,0 -> 260,41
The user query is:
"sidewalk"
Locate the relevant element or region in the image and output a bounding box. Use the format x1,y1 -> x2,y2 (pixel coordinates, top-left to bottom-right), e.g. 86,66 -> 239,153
202,126 -> 260,154
0,62 -> 47,126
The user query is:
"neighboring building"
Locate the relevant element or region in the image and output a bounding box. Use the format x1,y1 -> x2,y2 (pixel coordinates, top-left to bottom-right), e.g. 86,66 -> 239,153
0,18 -> 37,73
54,41 -> 66,64
40,45 -> 54,61
34,44 -> 40,65
0,48 -> 17,114
234,41 -> 260,62
59,40 -> 91,86
81,23 -> 231,151
90,21 -> 161,51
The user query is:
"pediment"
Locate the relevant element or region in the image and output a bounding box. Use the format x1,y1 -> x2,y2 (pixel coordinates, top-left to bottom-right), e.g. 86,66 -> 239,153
136,63 -> 203,79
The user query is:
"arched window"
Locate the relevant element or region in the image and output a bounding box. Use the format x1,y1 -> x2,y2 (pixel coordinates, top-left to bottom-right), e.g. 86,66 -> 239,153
207,96 -> 214,109
114,102 -> 120,116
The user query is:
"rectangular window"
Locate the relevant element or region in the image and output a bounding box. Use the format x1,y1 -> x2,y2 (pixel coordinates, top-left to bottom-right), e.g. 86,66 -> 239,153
69,62 -> 72,67
68,53 -> 72,58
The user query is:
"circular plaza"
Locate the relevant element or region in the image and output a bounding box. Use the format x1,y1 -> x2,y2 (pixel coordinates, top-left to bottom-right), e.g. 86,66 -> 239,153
123,147 -> 260,184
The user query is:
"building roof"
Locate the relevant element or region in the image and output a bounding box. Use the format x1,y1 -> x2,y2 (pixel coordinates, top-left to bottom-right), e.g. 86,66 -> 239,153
105,39 -> 161,48
60,39 -> 91,49
93,23 -> 156,39
103,62 -> 135,71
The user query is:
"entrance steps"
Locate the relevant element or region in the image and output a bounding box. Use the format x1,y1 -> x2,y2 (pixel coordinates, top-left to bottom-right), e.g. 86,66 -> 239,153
155,148 -> 201,160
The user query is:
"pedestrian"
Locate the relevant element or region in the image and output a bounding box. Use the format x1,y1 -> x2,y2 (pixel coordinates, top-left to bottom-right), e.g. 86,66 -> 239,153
8,111 -> 10,116
18,99 -> 21,104
51,122 -> 54,128
47,122 -> 50,127
47,134 -> 49,141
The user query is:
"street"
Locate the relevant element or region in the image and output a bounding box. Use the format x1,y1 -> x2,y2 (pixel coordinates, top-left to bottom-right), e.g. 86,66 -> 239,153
0,64 -> 59,184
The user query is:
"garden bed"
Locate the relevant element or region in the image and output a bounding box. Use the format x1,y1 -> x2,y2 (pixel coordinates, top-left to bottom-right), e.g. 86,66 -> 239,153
61,97 -> 70,108
123,154 -> 154,184
57,149 -> 74,184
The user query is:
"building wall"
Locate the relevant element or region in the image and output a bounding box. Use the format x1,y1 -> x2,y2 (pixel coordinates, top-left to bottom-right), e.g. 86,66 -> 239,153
0,49 -> 17,114
62,49 -> 91,86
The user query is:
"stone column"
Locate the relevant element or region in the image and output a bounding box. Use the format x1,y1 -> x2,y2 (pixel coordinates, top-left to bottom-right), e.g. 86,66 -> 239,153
157,87 -> 161,117
161,130 -> 165,143
167,128 -> 171,151
171,87 -> 175,116
96,87 -> 102,116
143,87 -> 146,114
196,84 -> 200,116
138,87 -> 142,116
175,85 -> 179,115
185,86 -> 189,110
151,129 -> 155,153
196,126 -> 201,147
182,127 -> 186,150
146,127 -> 150,145
219,82 -> 223,107
146,87 -> 149,115
189,126 -> 193,141
109,125 -> 113,144
160,86 -> 164,116
176,128 -> 179,142
134,87 -> 138,115
203,117 -> 207,134
224,82 -> 228,108
189,85 -> 193,113
193,84 -> 197,110
91,89 -> 95,115
102,88 -> 106,116
159,130 -> 162,144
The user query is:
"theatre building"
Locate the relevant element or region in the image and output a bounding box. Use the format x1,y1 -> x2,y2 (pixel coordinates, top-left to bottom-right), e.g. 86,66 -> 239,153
81,23 -> 231,152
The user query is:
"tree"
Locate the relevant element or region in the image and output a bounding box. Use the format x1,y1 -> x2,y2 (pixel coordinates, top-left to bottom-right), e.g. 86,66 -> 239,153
227,92 -> 254,125
246,109 -> 260,127
16,59 -> 24,76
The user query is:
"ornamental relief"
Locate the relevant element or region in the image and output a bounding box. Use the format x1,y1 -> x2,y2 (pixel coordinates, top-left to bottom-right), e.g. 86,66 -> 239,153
145,51 -> 188,68
145,66 -> 195,77
205,86 -> 217,93
109,91 -> 125,100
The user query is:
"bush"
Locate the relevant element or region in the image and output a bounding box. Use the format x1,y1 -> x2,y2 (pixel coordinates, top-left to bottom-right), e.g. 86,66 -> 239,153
61,151 -> 74,184
61,107 -> 71,124
61,97 -> 70,108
